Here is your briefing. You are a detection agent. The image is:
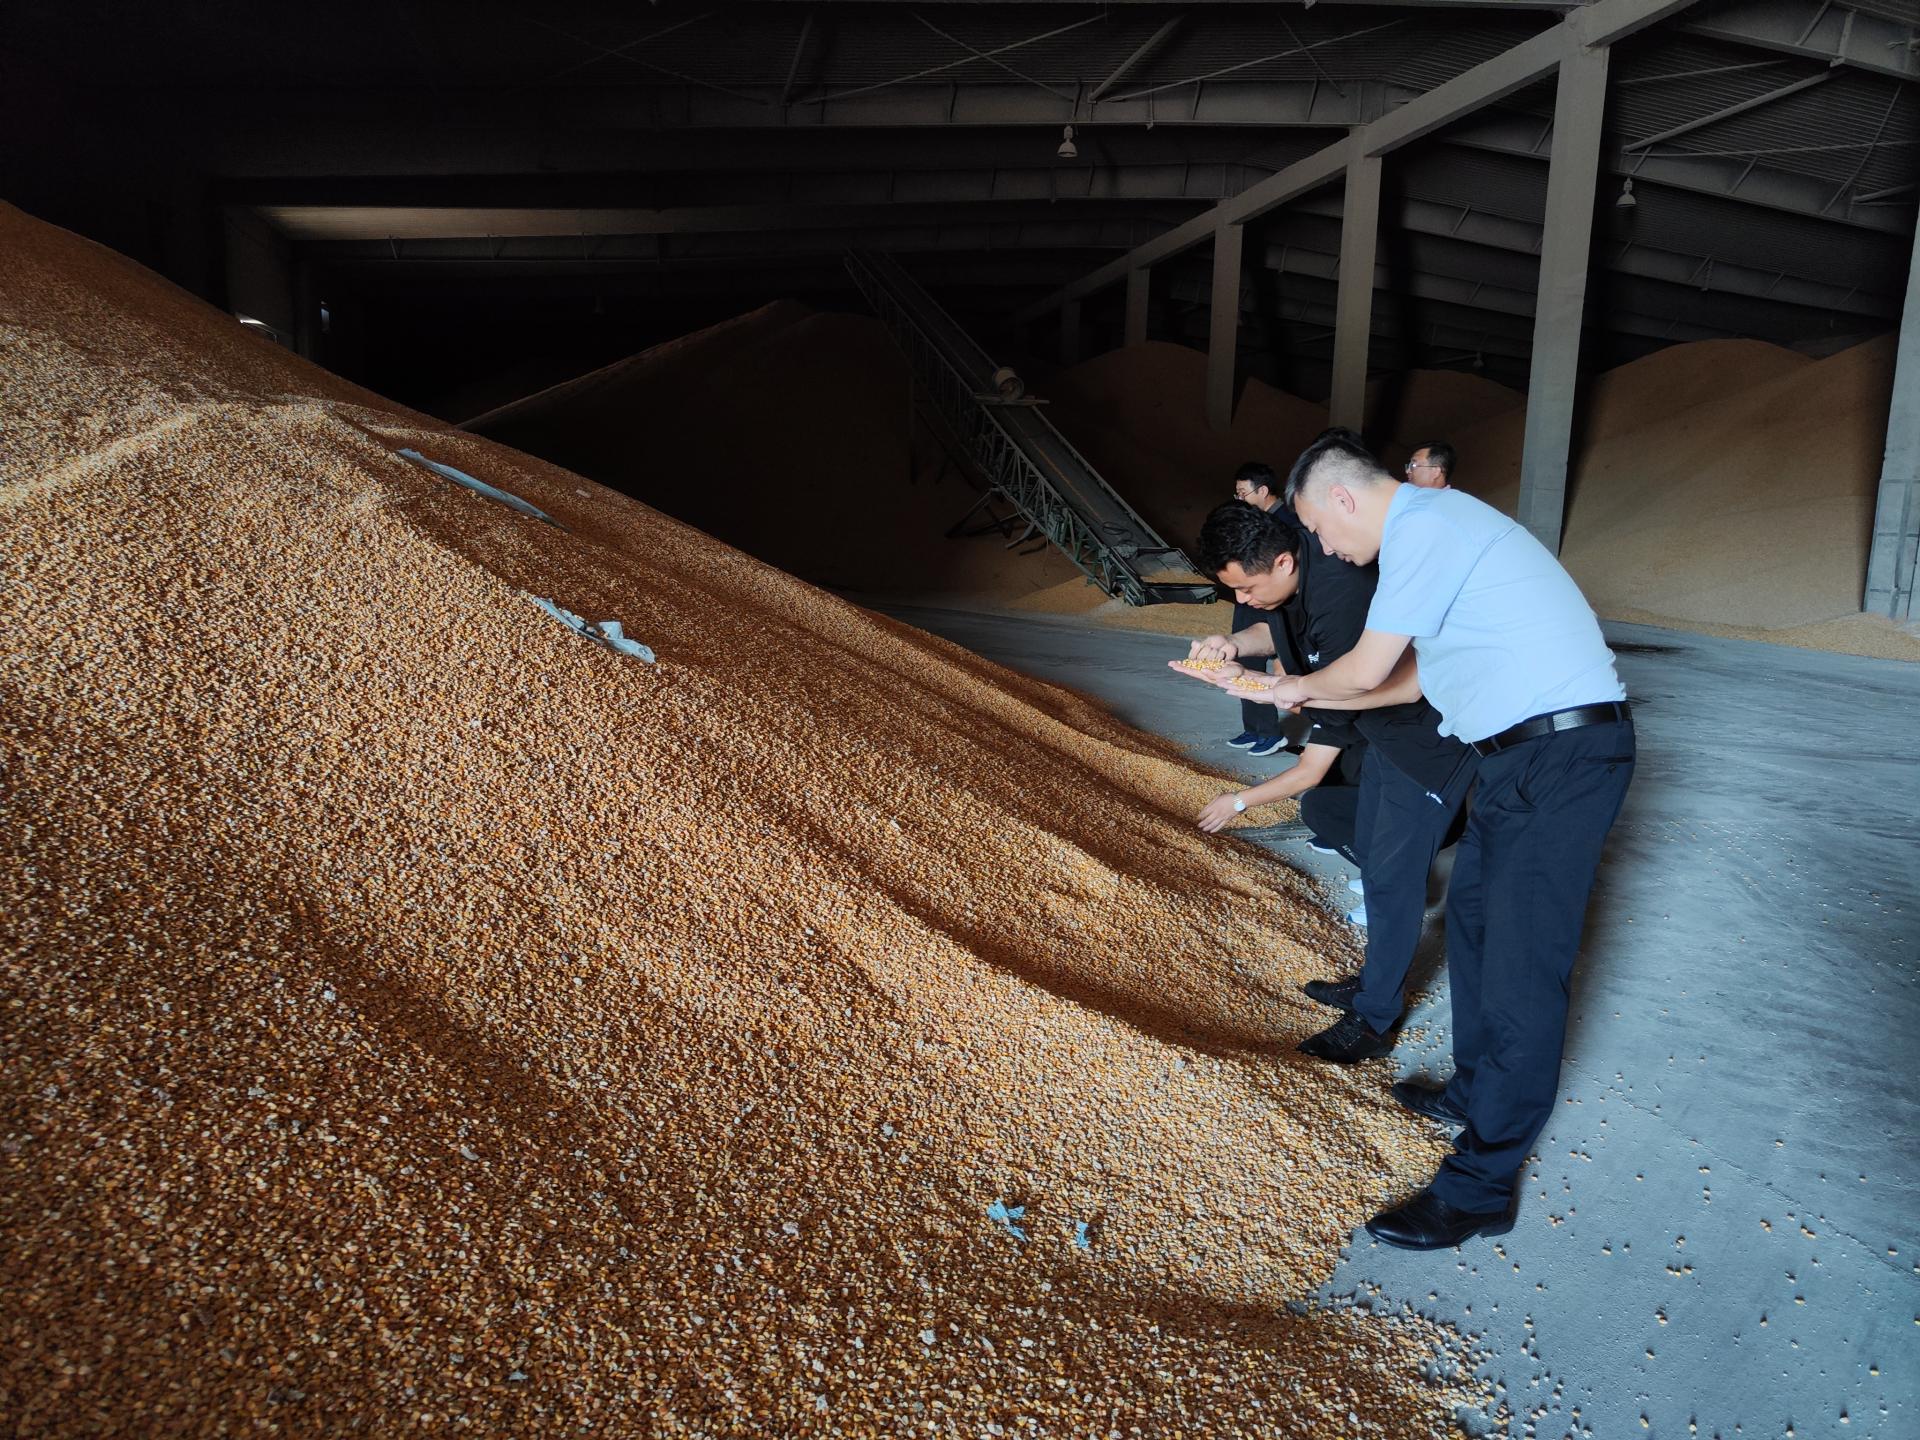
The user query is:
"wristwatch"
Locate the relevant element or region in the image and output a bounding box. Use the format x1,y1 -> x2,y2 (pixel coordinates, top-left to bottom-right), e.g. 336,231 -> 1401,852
1231,796 -> 1247,813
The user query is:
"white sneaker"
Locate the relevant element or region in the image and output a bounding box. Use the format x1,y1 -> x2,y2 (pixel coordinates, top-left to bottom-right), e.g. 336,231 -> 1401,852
1345,904 -> 1368,928
1305,840 -> 1337,855
1348,877 -> 1365,896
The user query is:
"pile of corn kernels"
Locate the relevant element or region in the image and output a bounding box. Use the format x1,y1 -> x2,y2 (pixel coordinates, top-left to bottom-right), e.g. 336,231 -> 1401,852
0,203 -> 1483,1437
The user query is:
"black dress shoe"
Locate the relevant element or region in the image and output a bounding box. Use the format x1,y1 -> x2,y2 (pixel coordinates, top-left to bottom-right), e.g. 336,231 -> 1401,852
1297,1010 -> 1395,1063
1301,974 -> 1361,1011
1365,1185 -> 1515,1250
1391,1080 -> 1468,1127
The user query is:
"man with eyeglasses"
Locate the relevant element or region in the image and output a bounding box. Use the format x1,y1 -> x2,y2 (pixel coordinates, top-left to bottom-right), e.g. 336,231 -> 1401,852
1404,442 -> 1456,490
1215,462 -> 1294,759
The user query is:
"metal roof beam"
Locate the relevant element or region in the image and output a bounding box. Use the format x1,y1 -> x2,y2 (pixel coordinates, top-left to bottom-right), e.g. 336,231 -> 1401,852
1239,239 -> 1740,344
128,77 -> 1388,138
280,194 -> 1880,329
1279,194 -> 1897,317
1680,1 -> 1920,83
259,200 -> 1199,243
779,9 -> 816,109
1088,15 -> 1185,103
1444,111 -> 1914,234
1016,0 -> 1707,319
1158,272 -> 1731,358
1622,68 -> 1835,152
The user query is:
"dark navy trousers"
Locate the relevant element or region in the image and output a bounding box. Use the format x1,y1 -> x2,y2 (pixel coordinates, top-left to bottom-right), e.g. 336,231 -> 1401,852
1352,746 -> 1477,1036
1434,718 -> 1636,1213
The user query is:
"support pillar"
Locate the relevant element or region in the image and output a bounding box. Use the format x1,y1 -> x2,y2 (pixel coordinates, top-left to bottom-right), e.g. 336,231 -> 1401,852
1124,265 -> 1150,348
1207,219 -> 1244,434
1517,42 -> 1610,554
1060,299 -> 1081,366
1329,145 -> 1382,433
1865,221 -> 1920,620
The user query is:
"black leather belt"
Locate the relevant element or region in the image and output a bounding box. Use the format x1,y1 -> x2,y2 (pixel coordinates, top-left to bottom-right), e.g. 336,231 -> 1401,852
1470,701 -> 1630,758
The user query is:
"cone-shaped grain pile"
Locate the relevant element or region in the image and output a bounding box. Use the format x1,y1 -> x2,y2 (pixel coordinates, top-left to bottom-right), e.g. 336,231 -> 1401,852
1448,337 -> 1917,657
0,205 -> 1479,1436
465,302 -> 1082,607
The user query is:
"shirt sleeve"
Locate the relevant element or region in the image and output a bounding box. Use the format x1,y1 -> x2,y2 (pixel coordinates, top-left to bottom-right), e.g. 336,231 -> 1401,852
1304,712 -> 1358,749
1366,509 -> 1478,638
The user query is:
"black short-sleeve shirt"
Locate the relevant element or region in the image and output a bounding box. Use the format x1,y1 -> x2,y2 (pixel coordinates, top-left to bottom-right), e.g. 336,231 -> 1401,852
1264,505 -> 1469,791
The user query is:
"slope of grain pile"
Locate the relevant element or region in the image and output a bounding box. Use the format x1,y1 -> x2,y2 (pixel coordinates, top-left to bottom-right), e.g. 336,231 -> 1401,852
1037,342 -> 1333,555
1368,368 -> 1523,458
1451,336 -> 1916,655
1450,338 -> 1812,516
0,204 -> 1482,1436
464,302 -> 1083,607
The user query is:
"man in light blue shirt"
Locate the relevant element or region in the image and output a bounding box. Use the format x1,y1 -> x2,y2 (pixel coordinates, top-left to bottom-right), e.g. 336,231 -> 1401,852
1242,433 -> 1635,1251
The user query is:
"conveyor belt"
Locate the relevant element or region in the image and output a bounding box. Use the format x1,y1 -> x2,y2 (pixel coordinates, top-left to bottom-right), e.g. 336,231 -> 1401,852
845,250 -> 1217,607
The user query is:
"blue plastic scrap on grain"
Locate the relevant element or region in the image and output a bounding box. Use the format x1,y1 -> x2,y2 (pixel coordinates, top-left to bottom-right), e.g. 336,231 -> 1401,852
986,1201 -> 1028,1242
397,448 -> 561,528
530,597 -> 656,663
1072,1221 -> 1091,1250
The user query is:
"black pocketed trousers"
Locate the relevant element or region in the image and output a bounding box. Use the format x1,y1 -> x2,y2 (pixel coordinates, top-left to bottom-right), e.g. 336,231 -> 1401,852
1297,743 -> 1368,862
1351,746 -> 1477,1036
1230,601 -> 1282,738
1432,717 -> 1636,1213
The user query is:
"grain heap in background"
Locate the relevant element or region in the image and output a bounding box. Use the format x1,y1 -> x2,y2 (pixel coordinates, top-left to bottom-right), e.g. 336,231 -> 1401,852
1442,337 -> 1916,660
463,301 -> 1084,608
471,291 -> 1913,660
1,202 -> 1482,1436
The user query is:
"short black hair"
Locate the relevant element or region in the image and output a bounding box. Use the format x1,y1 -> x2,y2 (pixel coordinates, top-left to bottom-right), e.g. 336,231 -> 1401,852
1285,429 -> 1382,504
1416,441 -> 1457,476
1234,460 -> 1278,495
1198,501 -> 1303,578
1313,427 -> 1367,448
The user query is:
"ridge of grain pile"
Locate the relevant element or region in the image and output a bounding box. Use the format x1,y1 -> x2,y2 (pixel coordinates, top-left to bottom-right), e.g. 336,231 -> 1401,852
0,203 -> 1482,1436
463,300 -> 1083,609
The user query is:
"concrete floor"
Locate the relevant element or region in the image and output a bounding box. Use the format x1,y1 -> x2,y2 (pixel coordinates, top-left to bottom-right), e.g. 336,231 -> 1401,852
878,603 -> 1920,1440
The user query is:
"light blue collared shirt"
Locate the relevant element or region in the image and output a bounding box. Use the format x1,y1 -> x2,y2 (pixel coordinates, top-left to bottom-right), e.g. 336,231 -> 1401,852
1366,486 -> 1624,744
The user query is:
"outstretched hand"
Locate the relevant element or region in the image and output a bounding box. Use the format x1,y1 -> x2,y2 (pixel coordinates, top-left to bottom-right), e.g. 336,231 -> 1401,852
1188,633 -> 1240,662
1205,671 -> 1307,710
1167,657 -> 1244,683
1196,793 -> 1246,833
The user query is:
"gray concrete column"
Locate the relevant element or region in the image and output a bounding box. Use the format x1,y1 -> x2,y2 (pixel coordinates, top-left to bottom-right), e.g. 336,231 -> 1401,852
1329,146 -> 1382,432
1864,222 -> 1920,620
1060,299 -> 1082,366
1207,219 -> 1244,434
1124,266 -> 1150,349
1517,42 -> 1610,554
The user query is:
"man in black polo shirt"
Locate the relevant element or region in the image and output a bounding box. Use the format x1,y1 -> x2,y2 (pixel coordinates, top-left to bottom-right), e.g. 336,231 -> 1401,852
1222,461 -> 1292,759
1184,497 -> 1475,1064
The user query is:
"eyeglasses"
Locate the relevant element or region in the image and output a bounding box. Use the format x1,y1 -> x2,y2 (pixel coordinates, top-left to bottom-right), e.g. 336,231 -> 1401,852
1404,459 -> 1435,472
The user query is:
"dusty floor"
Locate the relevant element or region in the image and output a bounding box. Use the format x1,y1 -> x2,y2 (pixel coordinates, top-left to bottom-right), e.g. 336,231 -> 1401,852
879,603 -> 1920,1440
